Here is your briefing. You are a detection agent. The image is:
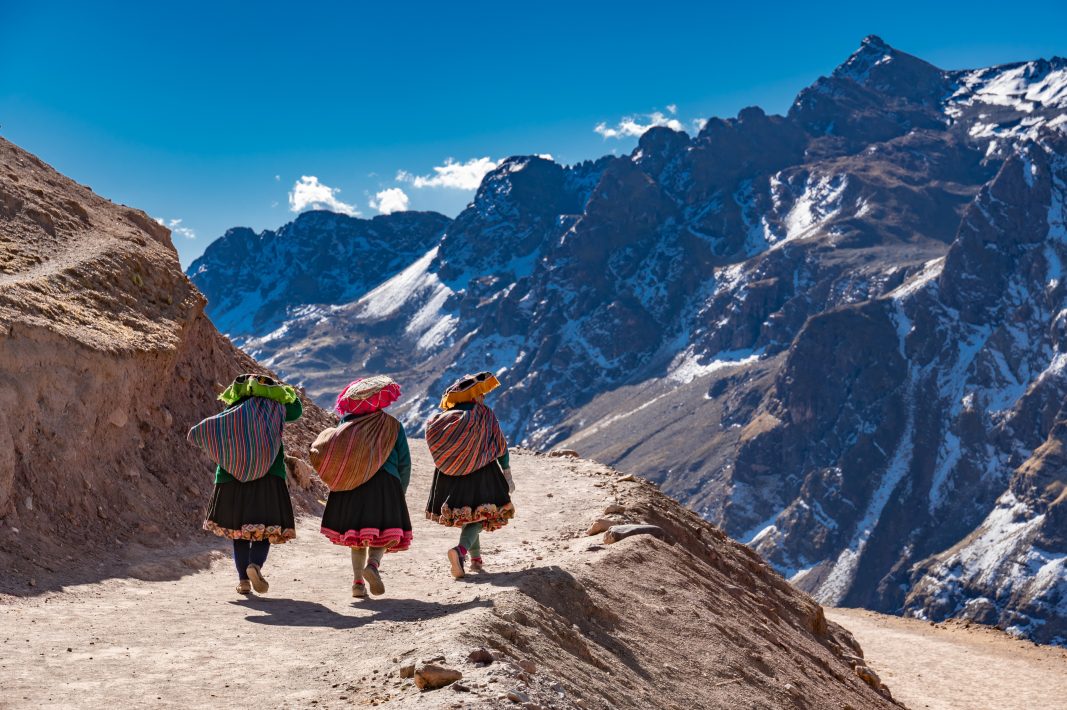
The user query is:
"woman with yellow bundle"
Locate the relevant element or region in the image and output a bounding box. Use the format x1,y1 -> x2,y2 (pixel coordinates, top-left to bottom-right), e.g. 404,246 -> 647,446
425,371 -> 515,579
312,375 -> 411,598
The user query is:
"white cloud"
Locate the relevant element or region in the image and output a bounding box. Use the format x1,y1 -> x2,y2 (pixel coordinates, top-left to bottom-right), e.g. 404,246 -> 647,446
693,118 -> 709,132
666,104 -> 678,115
369,187 -> 410,215
153,216 -> 196,239
274,174 -> 280,182
594,110 -> 685,139
536,153 -> 554,161
397,157 -> 501,190
288,175 -> 360,216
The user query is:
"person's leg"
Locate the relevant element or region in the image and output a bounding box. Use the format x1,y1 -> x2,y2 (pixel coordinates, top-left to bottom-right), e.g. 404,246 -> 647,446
246,540 -> 271,593
351,546 -> 368,579
459,522 -> 483,556
364,546 -> 387,595
351,546 -> 369,597
367,547 -> 386,569
468,526 -> 483,571
449,523 -> 482,579
233,540 -> 251,580
249,540 -> 270,568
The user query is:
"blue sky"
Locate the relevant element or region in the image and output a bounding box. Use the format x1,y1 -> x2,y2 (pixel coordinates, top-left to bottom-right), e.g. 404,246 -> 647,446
2,1 -> 1065,267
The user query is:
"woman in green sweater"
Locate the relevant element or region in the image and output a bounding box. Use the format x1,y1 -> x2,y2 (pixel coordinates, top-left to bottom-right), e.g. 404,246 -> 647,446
425,372 -> 515,580
202,374 -> 302,595
313,376 -> 412,598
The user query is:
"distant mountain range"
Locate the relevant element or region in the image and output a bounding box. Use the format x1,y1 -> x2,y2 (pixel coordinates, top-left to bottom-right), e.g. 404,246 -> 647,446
189,36 -> 1067,643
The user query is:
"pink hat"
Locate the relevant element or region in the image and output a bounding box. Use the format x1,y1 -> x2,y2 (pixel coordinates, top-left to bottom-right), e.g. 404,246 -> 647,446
335,375 -> 401,416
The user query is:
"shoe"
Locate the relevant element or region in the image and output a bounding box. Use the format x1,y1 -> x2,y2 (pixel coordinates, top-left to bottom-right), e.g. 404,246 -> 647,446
246,564 -> 269,594
352,580 -> 367,598
236,579 -> 252,594
470,557 -> 484,573
447,547 -> 466,579
363,563 -> 385,596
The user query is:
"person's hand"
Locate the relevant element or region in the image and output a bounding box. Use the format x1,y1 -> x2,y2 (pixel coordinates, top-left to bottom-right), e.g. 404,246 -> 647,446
502,467 -> 516,493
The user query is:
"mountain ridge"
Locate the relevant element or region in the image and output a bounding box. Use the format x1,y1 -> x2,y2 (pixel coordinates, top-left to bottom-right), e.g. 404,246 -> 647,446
189,37 -> 1067,642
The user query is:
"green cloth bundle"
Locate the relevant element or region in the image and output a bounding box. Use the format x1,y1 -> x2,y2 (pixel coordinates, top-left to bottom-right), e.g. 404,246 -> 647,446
218,376 -> 298,406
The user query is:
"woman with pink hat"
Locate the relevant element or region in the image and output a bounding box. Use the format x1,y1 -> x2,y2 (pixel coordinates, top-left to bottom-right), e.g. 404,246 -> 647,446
311,375 -> 412,598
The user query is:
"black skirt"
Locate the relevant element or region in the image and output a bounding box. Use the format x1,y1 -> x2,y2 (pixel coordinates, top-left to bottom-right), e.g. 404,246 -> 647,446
203,474 -> 296,544
425,460 -> 515,531
320,469 -> 413,551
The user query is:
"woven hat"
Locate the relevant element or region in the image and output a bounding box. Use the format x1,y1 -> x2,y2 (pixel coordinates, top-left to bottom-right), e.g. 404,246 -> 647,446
336,375 -> 401,416
440,371 -> 500,410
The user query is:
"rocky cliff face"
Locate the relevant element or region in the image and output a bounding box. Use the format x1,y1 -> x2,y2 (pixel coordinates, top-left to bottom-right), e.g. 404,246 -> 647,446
190,38 -> 1067,641
0,137 -> 332,584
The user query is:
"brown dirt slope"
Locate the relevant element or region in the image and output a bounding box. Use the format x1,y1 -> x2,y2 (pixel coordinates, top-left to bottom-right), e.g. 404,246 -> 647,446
2,447 -> 897,709
0,137 -> 330,590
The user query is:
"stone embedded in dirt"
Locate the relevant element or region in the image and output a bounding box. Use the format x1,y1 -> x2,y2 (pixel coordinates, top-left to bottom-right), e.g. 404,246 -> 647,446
451,682 -> 471,692
399,662 -> 415,678
414,663 -> 462,690
467,647 -> 494,664
585,518 -> 614,536
549,449 -> 579,458
507,689 -> 530,703
603,503 -> 626,515
615,474 -> 637,483
854,664 -> 882,689
603,524 -> 665,544
517,659 -> 537,674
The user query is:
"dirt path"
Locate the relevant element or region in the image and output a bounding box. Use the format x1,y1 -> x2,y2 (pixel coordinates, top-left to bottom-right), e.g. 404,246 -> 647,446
827,607 -> 1067,710
0,446 -> 614,709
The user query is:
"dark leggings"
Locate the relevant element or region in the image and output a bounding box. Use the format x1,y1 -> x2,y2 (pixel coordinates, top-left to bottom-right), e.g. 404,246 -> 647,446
232,540 -> 270,579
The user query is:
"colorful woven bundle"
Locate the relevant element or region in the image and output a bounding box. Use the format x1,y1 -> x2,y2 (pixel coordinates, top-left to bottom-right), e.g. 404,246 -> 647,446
335,375 -> 402,416
188,397 -> 285,482
426,402 -> 507,477
310,410 -> 401,491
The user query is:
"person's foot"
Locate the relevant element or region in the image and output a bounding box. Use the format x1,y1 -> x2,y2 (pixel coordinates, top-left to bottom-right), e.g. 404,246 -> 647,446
447,547 -> 466,579
470,556 -> 484,573
352,580 -> 367,598
246,564 -> 269,594
236,579 -> 252,595
363,562 -> 385,596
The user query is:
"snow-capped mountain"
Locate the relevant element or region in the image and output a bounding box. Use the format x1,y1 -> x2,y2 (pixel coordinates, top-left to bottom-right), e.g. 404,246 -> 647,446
190,36 -> 1067,643
187,209 -> 449,342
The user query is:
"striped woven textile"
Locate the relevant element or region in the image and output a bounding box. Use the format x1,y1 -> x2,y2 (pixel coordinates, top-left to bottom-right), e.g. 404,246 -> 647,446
425,403 -> 507,477
188,397 -> 285,482
310,410 -> 400,492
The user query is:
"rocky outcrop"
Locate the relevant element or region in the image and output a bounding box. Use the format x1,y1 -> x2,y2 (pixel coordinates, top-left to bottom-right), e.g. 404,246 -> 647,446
0,137 -> 331,586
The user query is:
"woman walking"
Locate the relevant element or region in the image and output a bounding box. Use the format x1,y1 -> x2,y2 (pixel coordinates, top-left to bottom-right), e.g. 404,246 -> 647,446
313,376 -> 412,598
425,371 -> 515,579
193,373 -> 302,595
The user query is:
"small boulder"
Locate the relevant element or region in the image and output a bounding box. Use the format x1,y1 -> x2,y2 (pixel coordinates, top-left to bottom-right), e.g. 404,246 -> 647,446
414,663 -> 462,690
615,474 -> 637,483
468,647 -> 494,664
549,449 -> 579,458
603,503 -> 625,515
517,659 -> 536,674
507,689 -> 531,703
585,518 -> 614,536
854,664 -> 882,689
603,524 -> 665,544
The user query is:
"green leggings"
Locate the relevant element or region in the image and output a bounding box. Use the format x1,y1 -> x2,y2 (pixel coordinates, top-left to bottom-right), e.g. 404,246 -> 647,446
459,522 -> 483,557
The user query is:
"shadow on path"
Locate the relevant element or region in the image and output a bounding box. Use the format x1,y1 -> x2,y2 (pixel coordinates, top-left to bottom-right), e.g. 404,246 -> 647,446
232,595 -> 493,629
